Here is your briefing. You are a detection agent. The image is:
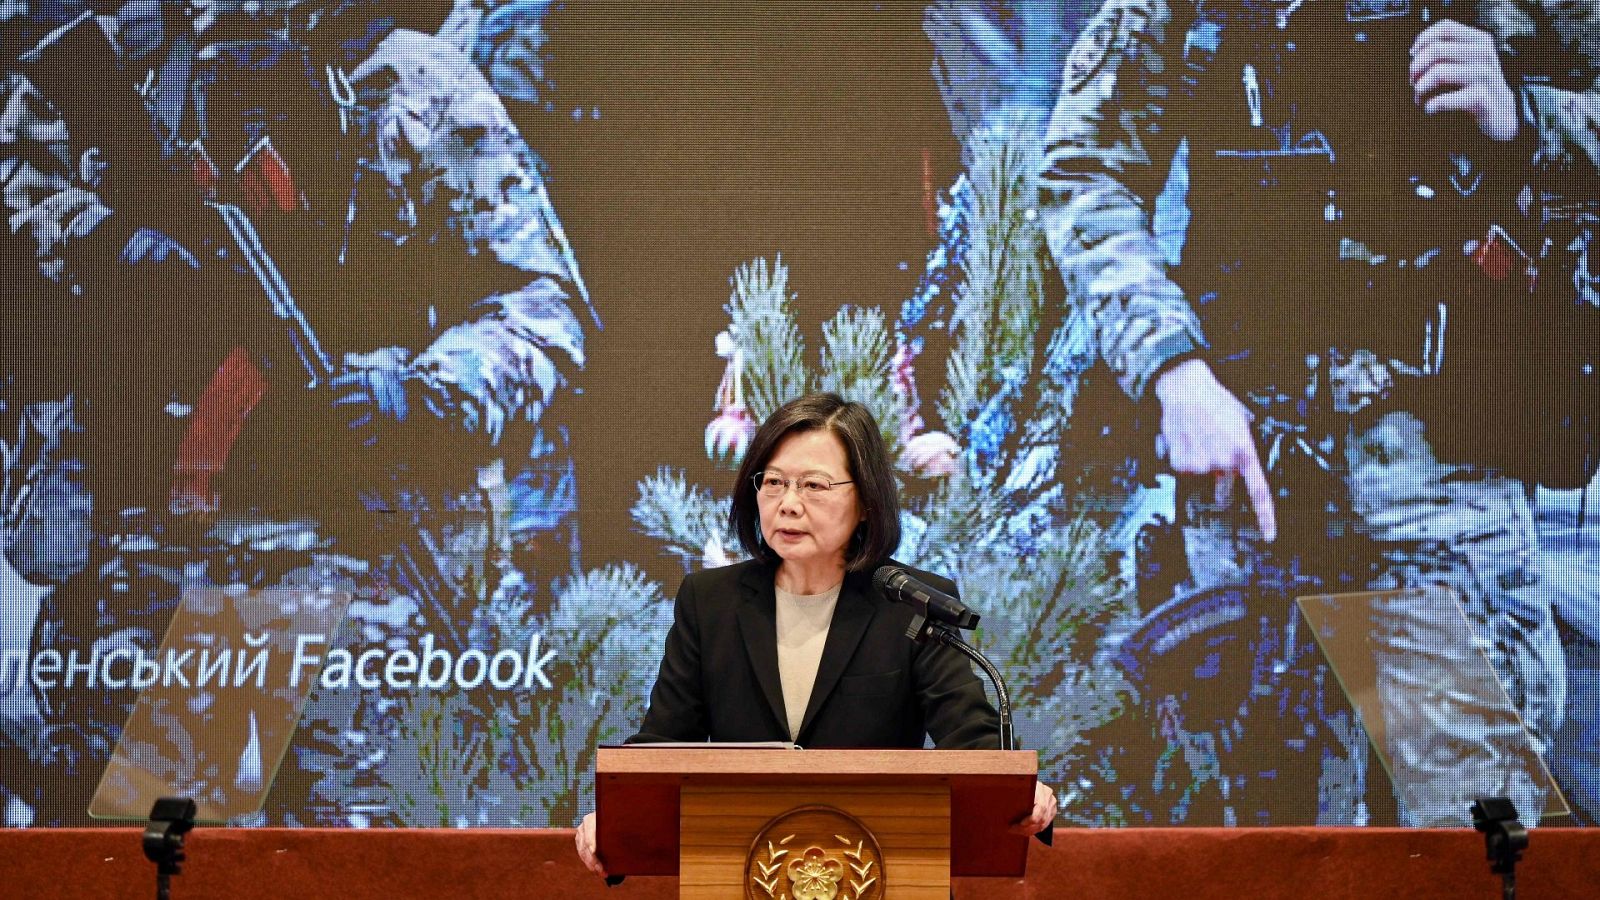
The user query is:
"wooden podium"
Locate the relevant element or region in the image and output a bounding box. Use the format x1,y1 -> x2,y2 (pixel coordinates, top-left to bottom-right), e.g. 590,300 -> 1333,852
595,747 -> 1036,899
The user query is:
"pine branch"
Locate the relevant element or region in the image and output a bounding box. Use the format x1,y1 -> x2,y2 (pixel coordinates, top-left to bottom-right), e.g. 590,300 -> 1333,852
450,562 -> 675,827
937,125 -> 1045,445
548,563 -> 670,638
726,256 -> 808,423
817,306 -> 906,459
958,515 -> 1136,762
984,516 -> 1128,681
905,471 -> 1009,574
630,467 -> 736,566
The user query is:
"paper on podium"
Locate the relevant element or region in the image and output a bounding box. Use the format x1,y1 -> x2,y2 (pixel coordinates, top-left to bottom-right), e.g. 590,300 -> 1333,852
617,741 -> 800,749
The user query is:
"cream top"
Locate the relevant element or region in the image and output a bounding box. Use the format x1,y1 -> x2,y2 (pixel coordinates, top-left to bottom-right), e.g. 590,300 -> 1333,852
774,581 -> 842,741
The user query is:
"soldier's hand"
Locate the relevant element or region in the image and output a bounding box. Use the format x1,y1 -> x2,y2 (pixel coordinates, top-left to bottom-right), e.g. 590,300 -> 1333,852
1409,20 -> 1519,142
8,181 -> 113,269
331,348 -> 416,446
1153,359 -> 1277,542
121,228 -> 201,269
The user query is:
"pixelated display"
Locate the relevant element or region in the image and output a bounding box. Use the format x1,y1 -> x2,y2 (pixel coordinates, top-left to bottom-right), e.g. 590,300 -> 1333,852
1,0 -> 1596,831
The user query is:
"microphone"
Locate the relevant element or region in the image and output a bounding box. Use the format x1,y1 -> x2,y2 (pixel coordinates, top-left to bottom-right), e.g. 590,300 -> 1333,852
872,566 -> 981,630
872,565 -> 1026,774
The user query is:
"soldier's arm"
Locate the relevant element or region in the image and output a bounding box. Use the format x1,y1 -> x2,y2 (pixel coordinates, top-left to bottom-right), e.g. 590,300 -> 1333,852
0,72 -> 192,295
1037,0 -> 1276,541
1477,0 -> 1600,173
1522,80 -> 1600,174
1036,0 -> 1205,402
410,278 -> 586,443
347,29 -> 594,441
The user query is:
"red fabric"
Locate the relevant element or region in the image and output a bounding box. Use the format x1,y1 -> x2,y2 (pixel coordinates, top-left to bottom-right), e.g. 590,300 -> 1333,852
239,138 -> 308,216
187,143 -> 221,201
7,827 -> 1598,899
1472,229 -> 1517,282
168,347 -> 269,515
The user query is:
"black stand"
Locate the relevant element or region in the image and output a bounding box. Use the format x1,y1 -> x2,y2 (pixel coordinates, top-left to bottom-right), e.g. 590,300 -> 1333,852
907,614 -> 1014,751
1471,797 -> 1528,900
907,615 -> 1052,845
142,798 -> 197,900
882,564 -> 1054,847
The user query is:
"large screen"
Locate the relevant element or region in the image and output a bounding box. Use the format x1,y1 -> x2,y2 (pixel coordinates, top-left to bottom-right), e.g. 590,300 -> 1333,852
2,0 -> 1596,831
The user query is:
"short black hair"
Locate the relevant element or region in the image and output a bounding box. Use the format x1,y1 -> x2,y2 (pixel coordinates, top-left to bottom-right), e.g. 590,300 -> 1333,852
730,393 -> 901,572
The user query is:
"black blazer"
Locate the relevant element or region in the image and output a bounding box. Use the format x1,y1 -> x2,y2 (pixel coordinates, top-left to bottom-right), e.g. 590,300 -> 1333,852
630,558 -> 1000,749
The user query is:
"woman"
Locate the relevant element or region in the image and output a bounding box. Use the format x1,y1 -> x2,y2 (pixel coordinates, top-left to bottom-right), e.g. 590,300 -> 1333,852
576,393 -> 1055,877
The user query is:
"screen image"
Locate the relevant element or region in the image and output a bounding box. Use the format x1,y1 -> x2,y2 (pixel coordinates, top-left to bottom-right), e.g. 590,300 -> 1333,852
1,0 -> 1597,832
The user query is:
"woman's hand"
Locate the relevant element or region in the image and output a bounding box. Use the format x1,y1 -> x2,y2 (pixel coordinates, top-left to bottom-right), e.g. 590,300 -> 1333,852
1009,780 -> 1059,835
574,811 -> 608,878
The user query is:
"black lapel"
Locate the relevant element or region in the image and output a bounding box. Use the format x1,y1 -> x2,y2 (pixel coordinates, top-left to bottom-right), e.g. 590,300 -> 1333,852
797,571 -> 877,740
734,562 -> 788,737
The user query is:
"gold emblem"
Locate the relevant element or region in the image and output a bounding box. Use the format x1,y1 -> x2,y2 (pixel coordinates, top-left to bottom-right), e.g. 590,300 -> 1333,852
745,805 -> 885,900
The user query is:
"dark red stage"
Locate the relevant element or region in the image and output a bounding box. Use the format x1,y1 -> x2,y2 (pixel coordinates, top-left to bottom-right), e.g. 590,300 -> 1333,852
8,826 -> 1599,898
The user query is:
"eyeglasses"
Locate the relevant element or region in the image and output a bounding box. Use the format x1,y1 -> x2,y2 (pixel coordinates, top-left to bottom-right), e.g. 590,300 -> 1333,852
751,471 -> 854,499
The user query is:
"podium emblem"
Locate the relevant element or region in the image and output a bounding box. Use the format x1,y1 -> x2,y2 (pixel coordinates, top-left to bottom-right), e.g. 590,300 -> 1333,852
746,805 -> 885,900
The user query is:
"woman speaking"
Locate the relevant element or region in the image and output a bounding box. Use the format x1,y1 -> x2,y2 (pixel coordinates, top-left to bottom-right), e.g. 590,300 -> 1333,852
576,393 -> 1055,877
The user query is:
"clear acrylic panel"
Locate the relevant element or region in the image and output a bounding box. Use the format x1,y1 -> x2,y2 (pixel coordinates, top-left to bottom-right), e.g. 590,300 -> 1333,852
1296,587 -> 1569,826
89,585 -> 351,823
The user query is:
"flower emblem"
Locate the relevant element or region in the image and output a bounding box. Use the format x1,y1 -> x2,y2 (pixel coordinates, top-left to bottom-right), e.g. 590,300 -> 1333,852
746,806 -> 883,900
786,847 -> 844,900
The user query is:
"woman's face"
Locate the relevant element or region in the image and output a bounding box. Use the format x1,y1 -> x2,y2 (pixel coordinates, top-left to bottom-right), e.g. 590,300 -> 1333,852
757,429 -> 864,572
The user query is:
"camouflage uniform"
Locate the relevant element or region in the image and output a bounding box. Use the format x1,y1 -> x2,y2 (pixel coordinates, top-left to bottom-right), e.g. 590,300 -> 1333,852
1040,0 -> 1598,825
1502,0 -> 1600,827
1496,1 -> 1600,174
0,10 -> 261,825
1,4 -> 591,825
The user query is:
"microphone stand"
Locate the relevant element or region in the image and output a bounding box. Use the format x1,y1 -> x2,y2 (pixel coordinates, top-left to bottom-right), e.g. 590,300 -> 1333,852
905,610 -> 1052,845
904,614 -> 1014,752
